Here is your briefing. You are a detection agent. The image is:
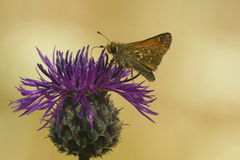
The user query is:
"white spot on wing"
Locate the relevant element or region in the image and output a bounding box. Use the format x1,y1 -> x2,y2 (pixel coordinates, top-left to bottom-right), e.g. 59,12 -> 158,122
148,50 -> 151,53
133,50 -> 138,53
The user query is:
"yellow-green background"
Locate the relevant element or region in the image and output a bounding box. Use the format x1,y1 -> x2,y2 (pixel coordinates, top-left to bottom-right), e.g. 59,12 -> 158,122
1,0 -> 240,160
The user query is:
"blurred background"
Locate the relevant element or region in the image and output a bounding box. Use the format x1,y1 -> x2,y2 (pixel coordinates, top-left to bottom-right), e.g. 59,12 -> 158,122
1,0 -> 240,160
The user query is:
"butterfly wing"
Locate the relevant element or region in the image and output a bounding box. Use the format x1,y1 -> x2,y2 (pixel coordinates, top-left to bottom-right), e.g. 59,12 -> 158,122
127,33 -> 172,71
127,45 -> 162,71
129,58 -> 156,81
124,33 -> 171,81
129,32 -> 172,54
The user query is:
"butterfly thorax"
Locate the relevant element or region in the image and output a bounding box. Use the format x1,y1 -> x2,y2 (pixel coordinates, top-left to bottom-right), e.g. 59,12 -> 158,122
106,42 -> 133,68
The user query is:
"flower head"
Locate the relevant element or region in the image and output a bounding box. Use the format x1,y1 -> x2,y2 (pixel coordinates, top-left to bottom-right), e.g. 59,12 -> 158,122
10,46 -> 157,132
10,46 -> 158,158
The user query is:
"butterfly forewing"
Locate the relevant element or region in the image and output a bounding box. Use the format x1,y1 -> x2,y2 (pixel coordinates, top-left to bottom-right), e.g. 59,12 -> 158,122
130,32 -> 172,54
127,33 -> 171,71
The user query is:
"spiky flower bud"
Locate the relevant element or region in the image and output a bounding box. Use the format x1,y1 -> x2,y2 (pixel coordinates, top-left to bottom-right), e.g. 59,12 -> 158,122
49,92 -> 123,159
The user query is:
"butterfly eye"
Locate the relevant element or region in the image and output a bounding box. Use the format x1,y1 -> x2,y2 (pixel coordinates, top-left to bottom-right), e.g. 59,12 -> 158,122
111,46 -> 118,53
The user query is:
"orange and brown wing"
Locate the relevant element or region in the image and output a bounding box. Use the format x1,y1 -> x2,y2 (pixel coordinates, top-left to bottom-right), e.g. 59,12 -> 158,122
126,33 -> 172,71
129,32 -> 172,54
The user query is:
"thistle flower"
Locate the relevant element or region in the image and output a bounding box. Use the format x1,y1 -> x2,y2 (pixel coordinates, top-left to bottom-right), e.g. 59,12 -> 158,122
10,46 -> 158,159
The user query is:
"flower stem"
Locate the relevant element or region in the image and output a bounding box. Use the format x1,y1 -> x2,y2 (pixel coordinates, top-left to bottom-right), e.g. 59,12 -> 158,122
79,156 -> 89,160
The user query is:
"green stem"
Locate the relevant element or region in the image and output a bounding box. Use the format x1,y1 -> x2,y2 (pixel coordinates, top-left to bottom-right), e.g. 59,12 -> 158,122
79,156 -> 89,160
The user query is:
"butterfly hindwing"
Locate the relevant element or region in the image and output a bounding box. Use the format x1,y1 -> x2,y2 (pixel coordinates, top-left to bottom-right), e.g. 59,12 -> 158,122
130,57 -> 156,81
127,45 -> 162,71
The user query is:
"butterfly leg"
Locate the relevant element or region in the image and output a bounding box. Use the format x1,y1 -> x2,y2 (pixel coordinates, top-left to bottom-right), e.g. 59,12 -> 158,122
108,58 -> 115,79
114,57 -> 123,84
131,67 -> 134,83
117,64 -> 122,84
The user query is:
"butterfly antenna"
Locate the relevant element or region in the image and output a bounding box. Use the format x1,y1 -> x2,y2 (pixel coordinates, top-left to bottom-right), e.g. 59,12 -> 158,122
97,31 -> 111,43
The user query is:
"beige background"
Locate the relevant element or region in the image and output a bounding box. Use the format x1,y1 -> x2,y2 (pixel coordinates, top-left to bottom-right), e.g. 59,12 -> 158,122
1,0 -> 240,160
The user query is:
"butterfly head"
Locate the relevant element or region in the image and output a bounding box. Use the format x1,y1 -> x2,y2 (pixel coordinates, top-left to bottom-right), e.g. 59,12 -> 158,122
106,42 -> 119,54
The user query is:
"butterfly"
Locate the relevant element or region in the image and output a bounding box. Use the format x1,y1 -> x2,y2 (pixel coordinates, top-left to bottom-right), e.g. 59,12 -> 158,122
98,31 -> 172,82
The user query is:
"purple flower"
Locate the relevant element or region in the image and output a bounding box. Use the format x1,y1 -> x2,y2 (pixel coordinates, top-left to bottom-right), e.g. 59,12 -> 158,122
10,46 -> 158,131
